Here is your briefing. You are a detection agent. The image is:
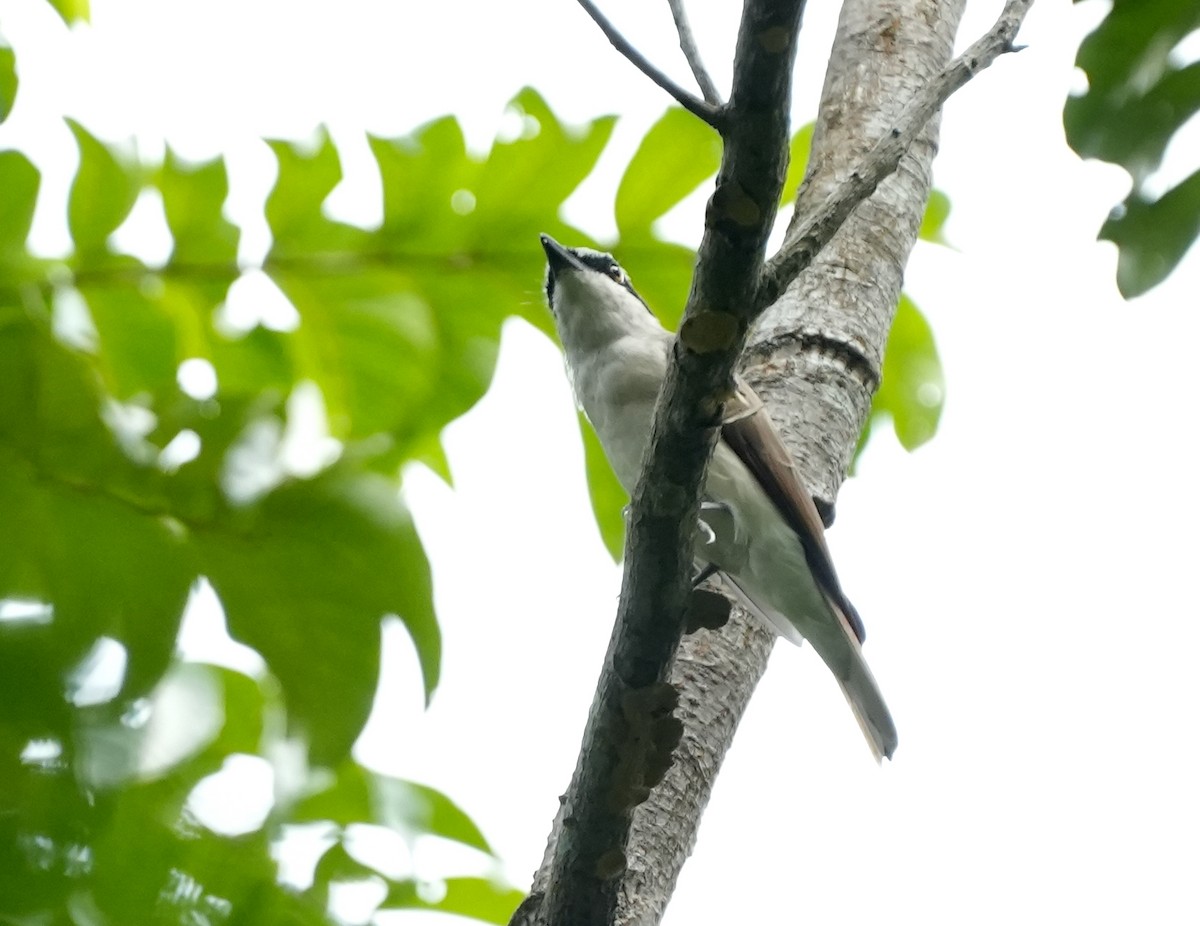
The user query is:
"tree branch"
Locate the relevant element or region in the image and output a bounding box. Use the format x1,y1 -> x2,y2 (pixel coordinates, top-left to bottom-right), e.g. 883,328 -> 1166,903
666,0 -> 723,105
574,0 -> 724,129
533,1 -> 1033,924
757,0 -> 1033,309
539,6 -> 804,924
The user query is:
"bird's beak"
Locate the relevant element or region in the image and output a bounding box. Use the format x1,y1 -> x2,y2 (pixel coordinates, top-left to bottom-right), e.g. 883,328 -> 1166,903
540,234 -> 586,276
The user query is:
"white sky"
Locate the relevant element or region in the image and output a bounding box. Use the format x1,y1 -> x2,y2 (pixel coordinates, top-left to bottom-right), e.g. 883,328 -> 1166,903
2,0 -> 1199,924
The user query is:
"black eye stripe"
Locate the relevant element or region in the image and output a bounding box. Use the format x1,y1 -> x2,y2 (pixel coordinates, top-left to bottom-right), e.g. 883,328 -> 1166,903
544,243 -> 651,316
575,251 -> 622,277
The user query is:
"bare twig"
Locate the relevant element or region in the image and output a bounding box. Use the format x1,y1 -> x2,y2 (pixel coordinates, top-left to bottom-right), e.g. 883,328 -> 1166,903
666,0 -> 723,105
757,0 -> 1033,307
574,0 -> 724,129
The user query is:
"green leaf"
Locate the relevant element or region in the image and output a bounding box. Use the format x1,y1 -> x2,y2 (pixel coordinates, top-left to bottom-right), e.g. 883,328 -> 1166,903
472,88 -> 616,237
614,107 -> 721,235
271,267 -> 504,470
1102,169 -> 1200,298
868,296 -> 944,451
273,271 -> 440,440
1065,0 -> 1200,175
295,760 -> 492,854
609,238 -> 696,331
579,412 -> 627,561
1064,0 -> 1200,295
919,189 -> 951,244
781,122 -> 814,205
0,745 -> 94,915
66,119 -> 141,257
159,150 -> 240,266
229,883 -> 335,926
371,116 -> 477,250
0,43 -> 16,125
0,664 -> 276,922
0,150 -> 40,256
206,323 -> 295,398
46,0 -> 90,24
266,131 -> 368,260
382,877 -> 525,925
310,841 -> 380,904
197,471 -> 439,765
0,461 -> 194,704
0,314 -> 193,708
80,282 -> 180,399
89,780 -> 278,923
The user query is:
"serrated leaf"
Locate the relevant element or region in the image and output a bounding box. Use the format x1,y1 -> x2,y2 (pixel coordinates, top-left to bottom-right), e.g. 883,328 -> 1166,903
472,88 -> 615,236
159,150 -> 240,266
1102,169 -> 1200,298
272,268 -> 504,470
0,44 -> 16,125
371,116 -> 477,249
266,132 -> 368,260
615,107 -> 721,234
579,412 -> 627,562
869,296 -> 944,451
295,761 -> 492,854
197,471 -> 439,765
274,271 -> 440,441
382,877 -> 525,925
66,120 -> 140,257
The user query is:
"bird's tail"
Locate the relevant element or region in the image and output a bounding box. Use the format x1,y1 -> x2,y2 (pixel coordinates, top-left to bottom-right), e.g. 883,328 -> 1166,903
824,602 -> 897,762
710,572 -> 898,761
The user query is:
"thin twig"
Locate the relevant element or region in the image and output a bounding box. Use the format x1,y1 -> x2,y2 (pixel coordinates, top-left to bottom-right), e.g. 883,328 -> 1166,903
574,0 -> 724,129
758,0 -> 1033,307
666,0 -> 723,105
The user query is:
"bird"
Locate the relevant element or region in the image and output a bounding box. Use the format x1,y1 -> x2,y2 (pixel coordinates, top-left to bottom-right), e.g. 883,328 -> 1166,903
540,233 -> 897,761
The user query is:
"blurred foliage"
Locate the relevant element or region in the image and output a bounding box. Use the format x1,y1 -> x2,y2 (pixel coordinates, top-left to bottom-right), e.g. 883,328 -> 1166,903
581,113 -> 947,559
0,40 -> 15,125
0,84 -> 635,925
2,6 -> 951,917
1065,0 -> 1200,297
46,0 -> 90,24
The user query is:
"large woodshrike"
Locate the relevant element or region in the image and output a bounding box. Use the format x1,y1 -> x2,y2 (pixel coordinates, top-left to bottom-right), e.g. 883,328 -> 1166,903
541,234 -> 897,761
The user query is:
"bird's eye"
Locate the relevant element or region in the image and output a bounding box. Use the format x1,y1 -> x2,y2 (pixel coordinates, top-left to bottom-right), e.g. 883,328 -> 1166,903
608,264 -> 625,284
